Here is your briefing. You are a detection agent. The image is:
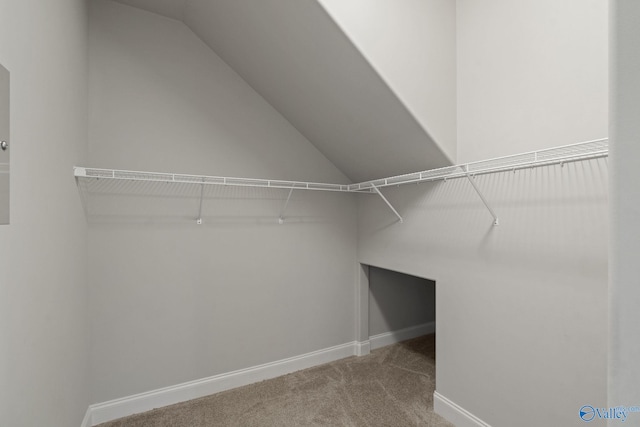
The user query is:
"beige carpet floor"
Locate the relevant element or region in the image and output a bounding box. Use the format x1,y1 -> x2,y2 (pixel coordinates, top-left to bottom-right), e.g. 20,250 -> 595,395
97,334 -> 454,427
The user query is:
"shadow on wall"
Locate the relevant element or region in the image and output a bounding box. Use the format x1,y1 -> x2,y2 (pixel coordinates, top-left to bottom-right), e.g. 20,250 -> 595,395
359,157 -> 608,280
368,266 -> 436,337
76,179 -> 354,226
359,158 -> 608,427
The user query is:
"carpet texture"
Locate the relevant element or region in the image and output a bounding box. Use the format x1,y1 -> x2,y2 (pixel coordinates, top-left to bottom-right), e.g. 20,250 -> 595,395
96,334 -> 454,427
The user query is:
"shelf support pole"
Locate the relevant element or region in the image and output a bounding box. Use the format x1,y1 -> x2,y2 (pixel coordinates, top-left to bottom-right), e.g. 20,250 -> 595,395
372,185 -> 403,223
463,166 -> 499,226
196,181 -> 205,225
278,187 -> 295,225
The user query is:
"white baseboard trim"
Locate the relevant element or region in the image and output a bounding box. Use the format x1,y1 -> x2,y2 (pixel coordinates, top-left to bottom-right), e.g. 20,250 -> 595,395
81,408 -> 92,427
87,341 -> 357,426
434,391 -> 492,427
369,321 -> 435,350
85,323 -> 436,426
356,340 -> 371,356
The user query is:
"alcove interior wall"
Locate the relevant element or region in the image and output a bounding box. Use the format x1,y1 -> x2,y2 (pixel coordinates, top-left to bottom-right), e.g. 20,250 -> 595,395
368,266 -> 436,339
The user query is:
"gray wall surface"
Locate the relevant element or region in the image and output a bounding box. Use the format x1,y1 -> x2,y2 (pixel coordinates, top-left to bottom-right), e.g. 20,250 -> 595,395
315,0 -> 453,341
359,161 -> 608,427
319,0 -> 457,162
0,1 -> 617,425
0,0 -> 90,426
368,266 -> 435,337
457,0 -> 608,163
359,1 -> 608,426
0,64 -> 9,224
178,0 -> 453,182
88,0 -> 358,403
609,0 -> 640,417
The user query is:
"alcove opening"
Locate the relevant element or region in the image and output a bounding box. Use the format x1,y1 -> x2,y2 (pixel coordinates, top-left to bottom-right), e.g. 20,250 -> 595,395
366,265 -> 437,348
358,265 -> 439,401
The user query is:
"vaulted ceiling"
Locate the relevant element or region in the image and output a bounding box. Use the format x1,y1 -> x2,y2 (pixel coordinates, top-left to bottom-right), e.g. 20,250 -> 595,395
113,0 -> 453,182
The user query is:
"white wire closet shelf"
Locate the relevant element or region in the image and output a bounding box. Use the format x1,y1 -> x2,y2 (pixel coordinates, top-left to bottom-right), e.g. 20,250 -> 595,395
347,138 -> 609,191
74,138 -> 609,224
74,167 -> 353,192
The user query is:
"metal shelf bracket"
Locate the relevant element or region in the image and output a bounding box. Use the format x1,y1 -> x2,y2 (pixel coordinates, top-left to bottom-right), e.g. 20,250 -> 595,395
372,185 -> 403,223
278,188 -> 295,225
196,180 -> 205,225
463,166 -> 499,226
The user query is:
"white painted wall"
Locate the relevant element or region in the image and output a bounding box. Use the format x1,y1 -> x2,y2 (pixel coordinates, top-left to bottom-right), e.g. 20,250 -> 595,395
609,0 -> 640,420
457,0 -> 608,163
114,0 -> 186,20
317,0 -> 453,343
368,266 -> 435,336
359,1 -> 608,426
103,0 -> 455,181
88,0 -> 357,403
318,0 -> 457,162
0,0 -> 90,426
178,0 -> 452,182
360,162 -> 608,427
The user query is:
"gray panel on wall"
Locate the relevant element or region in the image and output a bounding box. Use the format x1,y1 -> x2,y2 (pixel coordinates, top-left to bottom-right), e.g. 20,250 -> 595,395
0,64 -> 9,224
